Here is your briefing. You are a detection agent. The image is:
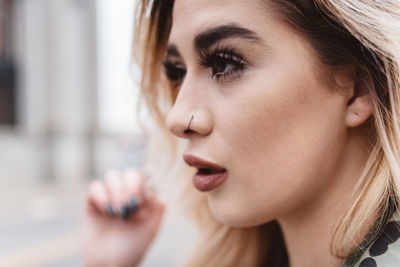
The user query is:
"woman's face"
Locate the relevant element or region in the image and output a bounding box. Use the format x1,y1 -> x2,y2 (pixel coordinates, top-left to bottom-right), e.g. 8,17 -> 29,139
166,0 -> 351,227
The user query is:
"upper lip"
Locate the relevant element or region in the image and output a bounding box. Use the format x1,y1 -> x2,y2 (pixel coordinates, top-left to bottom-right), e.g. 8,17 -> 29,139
183,154 -> 226,171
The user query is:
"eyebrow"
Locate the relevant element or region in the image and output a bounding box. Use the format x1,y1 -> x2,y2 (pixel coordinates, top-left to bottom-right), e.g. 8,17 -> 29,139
166,23 -> 264,58
194,23 -> 264,52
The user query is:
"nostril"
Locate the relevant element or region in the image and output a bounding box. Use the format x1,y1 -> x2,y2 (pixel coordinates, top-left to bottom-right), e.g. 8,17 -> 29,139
167,110 -> 212,137
184,129 -> 194,135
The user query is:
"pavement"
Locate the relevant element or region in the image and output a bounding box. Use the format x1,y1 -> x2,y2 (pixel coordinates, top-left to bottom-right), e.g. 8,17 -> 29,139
0,181 -> 197,267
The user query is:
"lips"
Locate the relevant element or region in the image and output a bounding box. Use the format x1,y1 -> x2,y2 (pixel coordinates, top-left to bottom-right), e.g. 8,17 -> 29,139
183,154 -> 228,192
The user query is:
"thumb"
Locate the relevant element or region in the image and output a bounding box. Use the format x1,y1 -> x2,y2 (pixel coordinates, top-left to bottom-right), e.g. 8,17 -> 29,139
148,195 -> 166,231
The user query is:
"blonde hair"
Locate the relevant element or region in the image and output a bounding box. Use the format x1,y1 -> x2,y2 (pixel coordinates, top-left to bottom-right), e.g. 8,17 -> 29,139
133,0 -> 400,266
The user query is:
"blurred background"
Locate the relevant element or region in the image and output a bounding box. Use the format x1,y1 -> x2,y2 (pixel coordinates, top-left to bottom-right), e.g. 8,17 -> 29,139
0,0 -> 195,266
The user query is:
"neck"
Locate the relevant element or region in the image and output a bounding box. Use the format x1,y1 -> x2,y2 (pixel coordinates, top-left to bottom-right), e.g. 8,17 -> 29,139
277,128 -> 372,267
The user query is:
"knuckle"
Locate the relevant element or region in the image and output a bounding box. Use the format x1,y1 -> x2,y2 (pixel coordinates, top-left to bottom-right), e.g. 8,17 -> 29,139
124,168 -> 143,181
88,180 -> 101,193
125,171 -> 146,187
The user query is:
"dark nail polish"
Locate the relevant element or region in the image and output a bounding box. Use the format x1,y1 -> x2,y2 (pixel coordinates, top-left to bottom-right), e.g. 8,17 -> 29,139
129,197 -> 138,213
120,205 -> 130,220
106,204 -> 115,216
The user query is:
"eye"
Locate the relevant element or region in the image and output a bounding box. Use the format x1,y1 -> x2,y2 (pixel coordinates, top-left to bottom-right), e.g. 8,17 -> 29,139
163,61 -> 186,88
200,46 -> 247,82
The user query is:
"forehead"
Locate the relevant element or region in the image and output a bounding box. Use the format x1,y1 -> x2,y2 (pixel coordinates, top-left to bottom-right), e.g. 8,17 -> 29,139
169,0 -> 272,44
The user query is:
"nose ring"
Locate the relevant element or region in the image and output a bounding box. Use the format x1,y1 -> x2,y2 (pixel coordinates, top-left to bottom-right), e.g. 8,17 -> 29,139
186,115 -> 194,132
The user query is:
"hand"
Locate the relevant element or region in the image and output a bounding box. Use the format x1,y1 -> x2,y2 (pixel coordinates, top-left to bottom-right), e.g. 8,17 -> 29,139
82,169 -> 166,267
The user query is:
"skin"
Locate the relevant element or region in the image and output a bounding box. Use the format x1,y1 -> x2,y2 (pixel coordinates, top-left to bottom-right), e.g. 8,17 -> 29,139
83,0 -> 373,266
83,169 -> 165,267
166,0 -> 373,266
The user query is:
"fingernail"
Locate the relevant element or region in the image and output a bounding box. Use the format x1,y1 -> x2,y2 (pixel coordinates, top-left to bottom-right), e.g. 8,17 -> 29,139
106,204 -> 115,216
120,205 -> 130,220
129,197 -> 138,213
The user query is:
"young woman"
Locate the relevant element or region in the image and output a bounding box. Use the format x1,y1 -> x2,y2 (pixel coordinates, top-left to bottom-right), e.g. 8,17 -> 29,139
83,0 -> 400,266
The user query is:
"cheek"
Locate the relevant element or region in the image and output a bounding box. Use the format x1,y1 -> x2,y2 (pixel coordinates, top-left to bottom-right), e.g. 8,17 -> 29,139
209,71 -> 347,226
229,69 -> 345,167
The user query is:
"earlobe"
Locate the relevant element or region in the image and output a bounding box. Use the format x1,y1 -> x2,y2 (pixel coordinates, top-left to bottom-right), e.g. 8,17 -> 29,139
345,71 -> 373,128
346,93 -> 372,127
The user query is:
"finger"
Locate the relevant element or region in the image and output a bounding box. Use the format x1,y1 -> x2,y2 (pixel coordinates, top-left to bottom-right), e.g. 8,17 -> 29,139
86,179 -> 109,216
122,169 -> 151,221
104,170 -> 126,217
142,196 -> 166,244
124,168 -> 145,203
138,194 -> 166,226
151,196 -> 166,231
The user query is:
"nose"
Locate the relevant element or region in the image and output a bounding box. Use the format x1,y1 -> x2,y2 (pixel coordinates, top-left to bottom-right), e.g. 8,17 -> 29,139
166,80 -> 213,138
166,109 -> 212,138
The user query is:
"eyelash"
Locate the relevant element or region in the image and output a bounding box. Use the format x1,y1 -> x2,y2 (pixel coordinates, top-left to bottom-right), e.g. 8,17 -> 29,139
163,61 -> 186,88
163,45 -> 248,87
199,45 -> 247,82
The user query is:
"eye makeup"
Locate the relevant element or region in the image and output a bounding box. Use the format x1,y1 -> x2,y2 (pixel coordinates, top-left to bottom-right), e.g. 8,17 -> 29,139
163,43 -> 249,87
163,61 -> 186,82
198,43 -> 248,82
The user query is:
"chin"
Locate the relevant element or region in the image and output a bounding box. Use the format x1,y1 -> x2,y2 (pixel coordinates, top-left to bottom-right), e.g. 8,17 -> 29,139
207,196 -> 272,228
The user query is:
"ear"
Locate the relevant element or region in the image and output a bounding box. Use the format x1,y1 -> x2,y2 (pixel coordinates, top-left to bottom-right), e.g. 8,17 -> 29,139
333,66 -> 373,128
346,68 -> 373,128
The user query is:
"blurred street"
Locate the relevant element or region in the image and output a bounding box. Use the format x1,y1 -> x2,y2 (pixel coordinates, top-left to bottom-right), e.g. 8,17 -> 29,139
0,181 -> 197,267
0,183 -> 85,266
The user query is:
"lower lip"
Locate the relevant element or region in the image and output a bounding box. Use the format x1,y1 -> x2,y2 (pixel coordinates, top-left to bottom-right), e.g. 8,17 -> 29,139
192,171 -> 228,192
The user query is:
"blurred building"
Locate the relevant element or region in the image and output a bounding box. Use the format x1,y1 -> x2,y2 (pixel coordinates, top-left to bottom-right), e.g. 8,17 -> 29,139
0,0 -> 17,125
0,0 -> 144,186
0,0 -> 98,186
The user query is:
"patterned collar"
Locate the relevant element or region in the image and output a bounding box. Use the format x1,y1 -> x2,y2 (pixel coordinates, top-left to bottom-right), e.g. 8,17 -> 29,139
341,200 -> 400,266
